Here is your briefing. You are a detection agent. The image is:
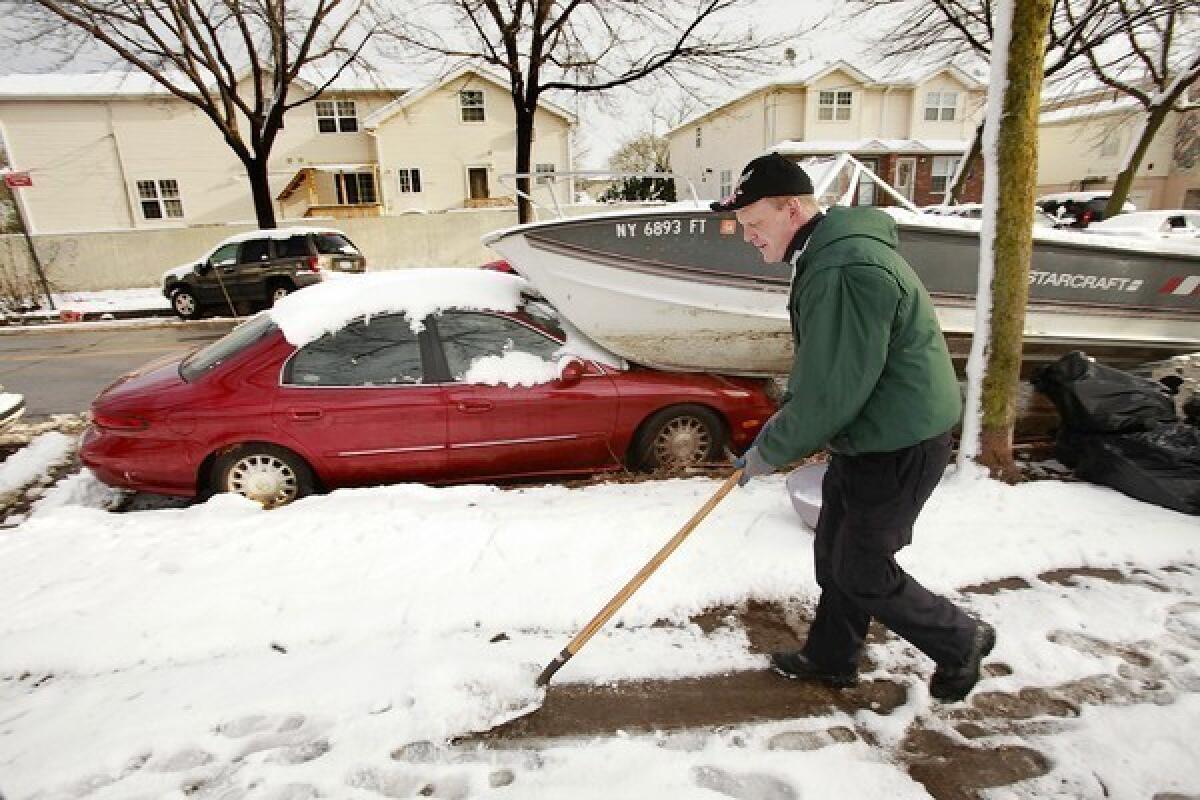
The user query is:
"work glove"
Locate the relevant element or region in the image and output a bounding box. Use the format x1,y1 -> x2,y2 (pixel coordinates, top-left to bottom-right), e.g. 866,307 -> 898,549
734,446 -> 775,487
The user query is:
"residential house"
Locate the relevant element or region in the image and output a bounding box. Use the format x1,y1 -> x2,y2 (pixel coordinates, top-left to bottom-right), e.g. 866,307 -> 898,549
0,66 -> 575,234
666,61 -> 988,209
1037,85 -> 1200,211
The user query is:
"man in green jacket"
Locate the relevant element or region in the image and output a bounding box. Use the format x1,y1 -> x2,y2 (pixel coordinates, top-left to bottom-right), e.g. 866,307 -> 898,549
713,152 -> 994,703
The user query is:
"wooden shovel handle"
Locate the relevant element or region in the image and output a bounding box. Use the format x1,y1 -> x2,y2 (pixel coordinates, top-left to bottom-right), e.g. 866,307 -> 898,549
537,468 -> 743,687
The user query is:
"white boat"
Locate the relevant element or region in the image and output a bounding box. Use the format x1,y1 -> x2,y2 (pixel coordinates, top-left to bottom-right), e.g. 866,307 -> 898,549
484,155 -> 1200,376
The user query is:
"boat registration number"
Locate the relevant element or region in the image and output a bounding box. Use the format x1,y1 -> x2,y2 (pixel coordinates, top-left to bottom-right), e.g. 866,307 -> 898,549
614,219 -> 707,238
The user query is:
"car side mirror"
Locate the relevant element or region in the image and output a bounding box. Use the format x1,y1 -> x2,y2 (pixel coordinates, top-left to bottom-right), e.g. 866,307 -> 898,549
197,261 -> 212,274
556,358 -> 585,388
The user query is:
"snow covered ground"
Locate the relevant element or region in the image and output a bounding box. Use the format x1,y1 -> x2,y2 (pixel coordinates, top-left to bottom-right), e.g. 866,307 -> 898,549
0,433 -> 1198,799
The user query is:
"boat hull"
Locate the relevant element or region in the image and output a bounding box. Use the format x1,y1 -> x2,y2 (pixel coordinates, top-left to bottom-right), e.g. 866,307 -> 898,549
485,209 -> 1200,376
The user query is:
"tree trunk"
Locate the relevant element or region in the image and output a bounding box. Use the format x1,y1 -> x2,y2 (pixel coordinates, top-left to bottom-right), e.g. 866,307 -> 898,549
978,0 -> 1052,482
514,106 -> 535,224
245,157 -> 278,229
1102,104 -> 1172,219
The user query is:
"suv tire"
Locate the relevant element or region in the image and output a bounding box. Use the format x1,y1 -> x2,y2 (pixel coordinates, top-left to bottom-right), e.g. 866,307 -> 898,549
267,279 -> 295,306
170,286 -> 202,320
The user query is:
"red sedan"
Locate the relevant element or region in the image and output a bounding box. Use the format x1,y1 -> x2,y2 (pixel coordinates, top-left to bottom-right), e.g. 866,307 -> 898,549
81,270 -> 776,507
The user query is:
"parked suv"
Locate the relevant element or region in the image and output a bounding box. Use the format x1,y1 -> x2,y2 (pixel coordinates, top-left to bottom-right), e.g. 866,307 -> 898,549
162,228 -> 366,319
1035,193 -> 1136,229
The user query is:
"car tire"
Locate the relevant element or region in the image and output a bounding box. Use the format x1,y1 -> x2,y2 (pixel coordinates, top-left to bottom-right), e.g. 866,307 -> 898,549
630,404 -> 726,471
267,280 -> 295,306
211,443 -> 315,508
170,286 -> 202,320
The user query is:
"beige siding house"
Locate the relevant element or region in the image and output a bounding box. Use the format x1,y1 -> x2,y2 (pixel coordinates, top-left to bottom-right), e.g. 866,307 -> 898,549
0,67 -> 575,234
1037,88 -> 1200,211
666,61 -> 988,208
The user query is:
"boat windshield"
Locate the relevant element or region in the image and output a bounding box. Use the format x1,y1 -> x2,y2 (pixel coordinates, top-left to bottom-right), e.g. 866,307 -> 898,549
518,295 -> 567,341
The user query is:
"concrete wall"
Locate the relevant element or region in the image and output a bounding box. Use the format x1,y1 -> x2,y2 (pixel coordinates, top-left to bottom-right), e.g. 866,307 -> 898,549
0,203 -> 647,292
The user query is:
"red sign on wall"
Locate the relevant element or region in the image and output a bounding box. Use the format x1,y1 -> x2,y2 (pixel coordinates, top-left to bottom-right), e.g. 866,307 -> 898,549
3,172 -> 33,189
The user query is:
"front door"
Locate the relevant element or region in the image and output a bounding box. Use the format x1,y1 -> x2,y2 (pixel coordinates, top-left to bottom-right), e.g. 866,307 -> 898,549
856,158 -> 879,206
433,311 -> 618,479
895,158 -> 916,203
468,167 -> 490,200
198,242 -> 240,308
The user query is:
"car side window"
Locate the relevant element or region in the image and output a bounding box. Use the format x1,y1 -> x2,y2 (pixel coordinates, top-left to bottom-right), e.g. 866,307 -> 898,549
239,238 -> 272,264
209,243 -> 239,268
280,236 -> 310,258
437,312 -> 561,381
284,314 -> 423,387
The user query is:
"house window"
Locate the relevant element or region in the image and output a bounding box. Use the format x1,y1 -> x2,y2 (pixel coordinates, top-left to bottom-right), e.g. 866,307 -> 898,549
136,179 -> 184,220
719,169 -> 733,198
316,100 -> 358,133
335,171 -> 377,205
460,90 -> 485,122
695,127 -> 703,148
924,91 -> 958,121
535,163 -> 556,184
397,168 -> 422,194
818,90 -> 853,121
930,156 -> 961,197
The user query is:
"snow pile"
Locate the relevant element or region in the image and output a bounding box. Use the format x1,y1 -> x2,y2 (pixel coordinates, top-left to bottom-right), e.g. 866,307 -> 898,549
0,431 -> 74,495
1,463 -> 1199,798
461,351 -> 562,386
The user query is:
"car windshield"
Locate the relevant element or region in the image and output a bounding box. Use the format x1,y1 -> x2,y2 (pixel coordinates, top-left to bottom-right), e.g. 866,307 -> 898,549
313,233 -> 359,256
180,313 -> 277,381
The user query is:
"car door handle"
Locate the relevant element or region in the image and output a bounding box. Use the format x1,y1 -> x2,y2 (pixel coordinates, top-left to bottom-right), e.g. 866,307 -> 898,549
290,408 -> 323,420
455,400 -> 494,413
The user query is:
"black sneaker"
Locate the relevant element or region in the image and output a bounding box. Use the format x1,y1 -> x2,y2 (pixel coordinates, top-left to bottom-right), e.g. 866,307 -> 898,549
769,651 -> 858,688
930,622 -> 996,703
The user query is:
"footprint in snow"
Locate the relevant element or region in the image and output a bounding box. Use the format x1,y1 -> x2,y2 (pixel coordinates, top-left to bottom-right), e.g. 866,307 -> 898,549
691,765 -> 798,800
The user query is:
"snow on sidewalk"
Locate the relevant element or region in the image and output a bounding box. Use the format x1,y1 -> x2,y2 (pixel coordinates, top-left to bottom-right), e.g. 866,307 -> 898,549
0,468 -> 1197,799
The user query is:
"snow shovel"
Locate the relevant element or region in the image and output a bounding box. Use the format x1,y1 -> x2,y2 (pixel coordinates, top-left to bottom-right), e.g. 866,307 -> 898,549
536,467 -> 743,687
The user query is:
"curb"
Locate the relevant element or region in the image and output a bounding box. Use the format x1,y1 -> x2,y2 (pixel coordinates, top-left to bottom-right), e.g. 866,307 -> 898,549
1,308 -> 176,328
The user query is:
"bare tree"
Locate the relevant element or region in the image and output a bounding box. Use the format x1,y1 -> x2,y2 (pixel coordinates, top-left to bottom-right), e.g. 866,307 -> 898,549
8,0 -> 399,228
1068,2 -> 1200,217
388,0 -> 792,222
603,132 -> 675,202
859,0 -> 1189,202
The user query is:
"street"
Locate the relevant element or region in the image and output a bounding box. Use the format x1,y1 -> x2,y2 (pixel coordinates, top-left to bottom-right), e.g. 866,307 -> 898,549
0,319 -> 235,418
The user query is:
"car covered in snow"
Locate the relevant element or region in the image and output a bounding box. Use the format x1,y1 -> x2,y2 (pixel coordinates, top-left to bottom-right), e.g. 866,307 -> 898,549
921,203 -> 1059,228
83,269 -> 777,507
1081,210 -> 1200,242
161,227 -> 366,320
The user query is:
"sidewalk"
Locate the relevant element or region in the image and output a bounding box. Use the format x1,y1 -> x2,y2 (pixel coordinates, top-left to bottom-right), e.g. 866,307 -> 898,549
1,288 -> 173,327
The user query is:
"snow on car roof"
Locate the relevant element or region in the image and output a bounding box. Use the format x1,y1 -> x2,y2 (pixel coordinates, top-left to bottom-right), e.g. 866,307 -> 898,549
215,227 -> 350,247
267,268 -> 627,369
1088,211 -> 1200,230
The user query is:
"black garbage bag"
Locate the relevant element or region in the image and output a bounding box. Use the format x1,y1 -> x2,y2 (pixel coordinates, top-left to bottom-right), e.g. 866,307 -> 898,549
1031,351 -> 1178,434
1057,424 -> 1200,515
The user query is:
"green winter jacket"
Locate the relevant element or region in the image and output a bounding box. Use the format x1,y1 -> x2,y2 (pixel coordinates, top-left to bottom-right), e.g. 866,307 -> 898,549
757,206 -> 962,466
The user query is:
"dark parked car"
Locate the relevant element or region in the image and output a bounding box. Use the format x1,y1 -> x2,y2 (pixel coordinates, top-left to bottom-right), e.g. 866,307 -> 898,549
85,270 -> 777,507
162,228 -> 366,319
1035,193 -> 1136,229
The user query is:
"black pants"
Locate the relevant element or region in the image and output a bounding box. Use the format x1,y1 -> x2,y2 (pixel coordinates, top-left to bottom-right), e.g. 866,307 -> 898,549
801,432 -> 976,672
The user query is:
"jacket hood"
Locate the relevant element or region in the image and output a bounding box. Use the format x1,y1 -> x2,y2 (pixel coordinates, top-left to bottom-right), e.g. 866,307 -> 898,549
804,206 -> 899,259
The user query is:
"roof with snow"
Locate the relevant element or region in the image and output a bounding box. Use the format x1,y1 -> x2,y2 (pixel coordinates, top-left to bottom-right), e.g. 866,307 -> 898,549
773,138 -> 969,156
1039,95 -> 1143,125
363,65 -> 575,129
0,68 -> 408,99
